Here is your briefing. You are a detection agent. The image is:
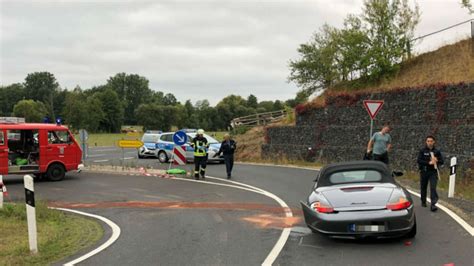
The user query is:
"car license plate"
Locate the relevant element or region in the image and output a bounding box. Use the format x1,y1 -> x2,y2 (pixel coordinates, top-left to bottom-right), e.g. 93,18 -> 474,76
348,224 -> 385,232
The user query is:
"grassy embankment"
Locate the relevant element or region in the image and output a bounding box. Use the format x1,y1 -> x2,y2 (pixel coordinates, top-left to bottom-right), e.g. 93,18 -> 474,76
0,201 -> 103,265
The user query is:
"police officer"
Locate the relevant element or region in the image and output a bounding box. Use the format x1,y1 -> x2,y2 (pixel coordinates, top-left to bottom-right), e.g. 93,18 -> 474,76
214,133 -> 236,179
417,135 -> 444,212
190,129 -> 209,180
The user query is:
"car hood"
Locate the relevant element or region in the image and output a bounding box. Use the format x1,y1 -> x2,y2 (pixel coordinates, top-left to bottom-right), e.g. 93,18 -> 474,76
317,183 -> 396,211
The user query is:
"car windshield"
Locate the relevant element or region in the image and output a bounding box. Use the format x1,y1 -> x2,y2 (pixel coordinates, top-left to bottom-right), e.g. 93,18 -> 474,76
142,134 -> 159,143
328,170 -> 382,184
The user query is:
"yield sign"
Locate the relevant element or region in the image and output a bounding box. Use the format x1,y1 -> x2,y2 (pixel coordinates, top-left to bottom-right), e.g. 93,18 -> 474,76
363,100 -> 384,119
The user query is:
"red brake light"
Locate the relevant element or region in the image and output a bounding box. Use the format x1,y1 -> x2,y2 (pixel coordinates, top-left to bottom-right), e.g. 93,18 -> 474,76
312,201 -> 335,213
386,197 -> 411,211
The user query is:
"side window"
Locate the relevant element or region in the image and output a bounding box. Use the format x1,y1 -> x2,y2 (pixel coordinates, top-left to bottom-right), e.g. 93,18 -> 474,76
0,131 -> 4,145
48,131 -> 72,144
161,134 -> 172,142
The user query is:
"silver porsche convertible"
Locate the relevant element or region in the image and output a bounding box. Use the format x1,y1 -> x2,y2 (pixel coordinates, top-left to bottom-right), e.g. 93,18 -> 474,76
301,161 -> 416,239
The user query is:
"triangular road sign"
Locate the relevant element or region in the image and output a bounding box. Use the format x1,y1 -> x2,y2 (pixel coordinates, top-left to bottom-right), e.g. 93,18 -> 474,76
363,100 -> 384,119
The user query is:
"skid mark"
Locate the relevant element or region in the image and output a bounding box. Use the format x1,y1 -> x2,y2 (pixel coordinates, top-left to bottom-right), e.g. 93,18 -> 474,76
242,214 -> 302,229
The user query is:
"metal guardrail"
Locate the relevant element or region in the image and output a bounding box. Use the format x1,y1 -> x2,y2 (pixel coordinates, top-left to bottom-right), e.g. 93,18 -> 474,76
230,109 -> 291,128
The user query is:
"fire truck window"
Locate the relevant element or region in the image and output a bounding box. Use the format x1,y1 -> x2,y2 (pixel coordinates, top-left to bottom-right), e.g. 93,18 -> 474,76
0,131 -> 4,145
48,131 -> 71,144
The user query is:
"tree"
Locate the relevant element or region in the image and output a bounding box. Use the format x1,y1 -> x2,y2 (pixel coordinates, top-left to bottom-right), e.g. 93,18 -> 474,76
106,73 -> 152,124
23,72 -> 59,119
362,0 -> 420,77
12,100 -> 48,122
135,104 -> 180,131
163,93 -> 178,106
93,88 -> 124,132
462,0 -> 473,14
0,83 -> 25,116
246,94 -> 258,109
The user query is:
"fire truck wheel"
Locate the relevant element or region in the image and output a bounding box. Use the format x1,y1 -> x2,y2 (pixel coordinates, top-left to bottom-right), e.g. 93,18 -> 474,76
47,163 -> 66,181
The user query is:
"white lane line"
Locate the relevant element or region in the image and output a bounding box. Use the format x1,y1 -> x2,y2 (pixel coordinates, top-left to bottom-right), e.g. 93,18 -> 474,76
407,189 -> 474,236
50,207 -> 121,265
172,176 -> 293,265
123,157 -> 134,160
88,154 -> 105,158
93,159 -> 109,163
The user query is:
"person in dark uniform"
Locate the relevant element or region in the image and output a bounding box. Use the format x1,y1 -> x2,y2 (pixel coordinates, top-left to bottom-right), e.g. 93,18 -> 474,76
214,133 -> 236,179
417,135 -> 444,212
190,129 -> 209,180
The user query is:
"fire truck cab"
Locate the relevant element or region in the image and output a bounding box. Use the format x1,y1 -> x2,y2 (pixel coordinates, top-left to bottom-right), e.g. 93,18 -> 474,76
0,117 -> 83,181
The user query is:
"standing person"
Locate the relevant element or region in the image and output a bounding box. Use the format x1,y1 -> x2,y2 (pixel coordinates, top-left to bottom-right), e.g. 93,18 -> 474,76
190,129 -> 209,180
214,133 -> 237,179
366,125 -> 392,164
417,135 -> 444,212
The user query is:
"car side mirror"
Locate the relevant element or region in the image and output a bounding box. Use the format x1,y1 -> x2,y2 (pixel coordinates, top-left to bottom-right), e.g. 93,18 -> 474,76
392,171 -> 403,177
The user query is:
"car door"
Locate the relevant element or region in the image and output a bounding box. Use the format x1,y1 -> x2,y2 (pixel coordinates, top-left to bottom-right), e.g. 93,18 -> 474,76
0,129 -> 8,174
44,129 -> 76,171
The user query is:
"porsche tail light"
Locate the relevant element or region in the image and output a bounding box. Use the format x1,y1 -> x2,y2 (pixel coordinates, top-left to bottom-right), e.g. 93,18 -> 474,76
311,201 -> 335,213
386,197 -> 411,211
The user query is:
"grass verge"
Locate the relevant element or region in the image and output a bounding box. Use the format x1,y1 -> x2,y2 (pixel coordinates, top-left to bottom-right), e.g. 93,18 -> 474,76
0,201 -> 103,265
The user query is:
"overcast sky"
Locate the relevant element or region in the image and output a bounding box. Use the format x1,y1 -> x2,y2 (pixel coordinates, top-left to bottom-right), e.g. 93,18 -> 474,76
0,0 -> 472,105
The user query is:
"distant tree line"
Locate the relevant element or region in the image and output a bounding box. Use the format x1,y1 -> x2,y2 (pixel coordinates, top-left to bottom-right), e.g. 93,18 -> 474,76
0,72 -> 304,132
289,0 -> 421,95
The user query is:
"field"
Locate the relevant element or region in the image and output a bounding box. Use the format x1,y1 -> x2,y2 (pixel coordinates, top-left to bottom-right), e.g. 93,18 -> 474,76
0,201 -> 103,265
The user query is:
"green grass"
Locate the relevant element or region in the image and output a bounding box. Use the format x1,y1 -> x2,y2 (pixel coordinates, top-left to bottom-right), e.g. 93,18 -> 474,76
0,201 -> 103,265
400,170 -> 474,201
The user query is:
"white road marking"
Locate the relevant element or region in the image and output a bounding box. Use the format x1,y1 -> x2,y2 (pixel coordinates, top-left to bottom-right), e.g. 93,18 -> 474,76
91,148 -> 118,152
123,157 -> 134,160
172,176 -> 293,265
407,189 -> 474,236
50,207 -> 121,265
93,159 -> 109,163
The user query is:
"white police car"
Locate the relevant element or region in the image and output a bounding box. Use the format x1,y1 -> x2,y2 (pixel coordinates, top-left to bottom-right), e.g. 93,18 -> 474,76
138,132 -> 161,158
155,132 -> 224,163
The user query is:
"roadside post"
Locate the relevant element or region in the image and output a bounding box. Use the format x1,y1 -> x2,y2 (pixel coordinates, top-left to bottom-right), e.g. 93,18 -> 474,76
79,129 -> 88,162
0,175 -> 4,208
363,100 -> 384,138
448,157 -> 457,198
117,139 -> 144,170
24,175 -> 38,254
169,131 -> 188,172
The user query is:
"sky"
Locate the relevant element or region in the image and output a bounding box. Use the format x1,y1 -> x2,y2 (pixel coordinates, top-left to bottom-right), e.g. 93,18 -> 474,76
0,0 -> 472,105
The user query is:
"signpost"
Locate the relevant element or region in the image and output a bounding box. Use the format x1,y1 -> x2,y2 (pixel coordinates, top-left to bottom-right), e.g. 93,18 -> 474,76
79,129 -> 88,162
169,131 -> 188,171
363,100 -> 384,138
117,140 -> 144,169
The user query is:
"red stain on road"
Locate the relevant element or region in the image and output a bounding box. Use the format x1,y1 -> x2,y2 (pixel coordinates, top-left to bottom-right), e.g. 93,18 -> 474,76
49,201 -> 304,228
242,214 -> 301,229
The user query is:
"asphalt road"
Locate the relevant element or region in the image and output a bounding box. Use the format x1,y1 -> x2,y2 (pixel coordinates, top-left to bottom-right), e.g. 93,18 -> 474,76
3,146 -> 473,265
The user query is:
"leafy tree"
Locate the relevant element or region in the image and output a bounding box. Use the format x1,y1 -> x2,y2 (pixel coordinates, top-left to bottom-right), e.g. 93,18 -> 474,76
247,94 -> 258,109
462,0 -> 473,14
93,88 -> 124,132
12,99 -> 48,122
135,104 -> 181,131
258,101 -> 275,112
273,100 -> 284,111
23,72 -> 59,119
0,83 -> 25,116
163,93 -> 178,106
106,73 -> 152,124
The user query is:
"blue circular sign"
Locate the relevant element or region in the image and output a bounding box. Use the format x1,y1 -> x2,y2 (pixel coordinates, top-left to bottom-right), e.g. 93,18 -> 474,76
173,131 -> 188,146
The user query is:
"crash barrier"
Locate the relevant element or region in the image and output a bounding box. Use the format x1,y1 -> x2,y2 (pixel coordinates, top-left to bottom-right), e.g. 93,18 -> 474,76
24,175 -> 38,254
449,157 -> 457,198
231,109 -> 291,128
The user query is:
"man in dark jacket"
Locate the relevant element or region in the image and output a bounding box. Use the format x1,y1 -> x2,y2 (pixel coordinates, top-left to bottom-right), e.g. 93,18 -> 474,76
215,133 -> 236,179
417,135 -> 444,212
190,129 -> 209,180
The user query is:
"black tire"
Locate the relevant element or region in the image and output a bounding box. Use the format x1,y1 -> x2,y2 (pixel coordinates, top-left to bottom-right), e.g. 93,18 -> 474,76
138,152 -> 144,159
158,151 -> 168,163
47,163 -> 66,181
219,160 -> 225,164
405,219 -> 417,238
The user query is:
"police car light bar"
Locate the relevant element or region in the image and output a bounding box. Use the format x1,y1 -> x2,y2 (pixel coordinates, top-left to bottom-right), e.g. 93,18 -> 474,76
0,117 -> 26,124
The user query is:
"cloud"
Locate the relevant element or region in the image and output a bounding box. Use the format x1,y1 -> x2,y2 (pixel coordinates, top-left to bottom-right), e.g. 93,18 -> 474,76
1,0 -> 471,105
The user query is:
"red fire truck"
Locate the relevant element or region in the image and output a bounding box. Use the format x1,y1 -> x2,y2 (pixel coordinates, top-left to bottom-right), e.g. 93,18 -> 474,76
0,117 -> 83,181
